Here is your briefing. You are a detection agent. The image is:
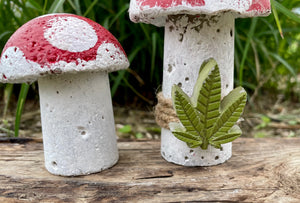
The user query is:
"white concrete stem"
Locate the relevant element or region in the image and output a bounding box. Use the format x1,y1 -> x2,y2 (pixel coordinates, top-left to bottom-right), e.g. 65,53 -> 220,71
38,71 -> 118,176
161,13 -> 235,166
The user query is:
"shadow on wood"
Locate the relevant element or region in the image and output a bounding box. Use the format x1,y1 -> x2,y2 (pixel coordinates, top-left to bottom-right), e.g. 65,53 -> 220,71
0,138 -> 299,202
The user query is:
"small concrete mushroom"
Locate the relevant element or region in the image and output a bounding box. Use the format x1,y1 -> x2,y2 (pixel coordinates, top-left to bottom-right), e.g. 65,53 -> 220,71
129,0 -> 270,166
0,14 -> 129,176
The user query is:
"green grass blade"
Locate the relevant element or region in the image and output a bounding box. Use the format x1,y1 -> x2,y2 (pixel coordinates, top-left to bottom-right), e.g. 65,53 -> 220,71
48,0 -> 66,13
271,0 -> 284,39
102,17 -> 110,29
139,24 -> 151,41
0,31 -> 13,41
110,43 -> 145,97
150,32 -> 157,82
272,0 -> 300,23
0,126 -> 14,137
269,52 -> 297,77
110,70 -> 126,97
66,0 -> 77,13
108,3 -> 129,28
2,84 -> 13,119
256,18 -> 279,45
122,77 -> 152,104
43,0 -> 48,15
83,0 -> 98,17
238,18 -> 258,86
14,83 -> 30,137
71,0 -> 82,15
25,0 -> 43,12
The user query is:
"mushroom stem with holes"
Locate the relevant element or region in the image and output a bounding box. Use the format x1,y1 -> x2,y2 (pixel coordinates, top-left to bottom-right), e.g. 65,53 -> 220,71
38,71 -> 116,176
129,0 -> 271,166
0,14 -> 129,176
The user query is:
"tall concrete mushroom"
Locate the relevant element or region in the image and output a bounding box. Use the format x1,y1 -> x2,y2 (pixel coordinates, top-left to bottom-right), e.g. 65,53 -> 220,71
0,14 -> 129,176
129,0 -> 270,166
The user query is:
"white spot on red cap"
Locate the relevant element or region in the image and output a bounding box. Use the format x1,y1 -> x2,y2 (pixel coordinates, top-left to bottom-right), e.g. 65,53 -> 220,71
0,47 -> 43,82
44,16 -> 98,52
95,43 -> 129,69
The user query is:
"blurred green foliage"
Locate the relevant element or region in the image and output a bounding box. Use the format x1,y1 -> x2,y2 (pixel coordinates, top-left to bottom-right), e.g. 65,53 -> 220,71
0,0 -> 164,105
235,0 -> 300,103
0,0 -> 299,136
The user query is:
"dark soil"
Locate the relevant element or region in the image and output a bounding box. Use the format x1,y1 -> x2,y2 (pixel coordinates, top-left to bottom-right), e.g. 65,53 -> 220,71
1,96 -> 300,140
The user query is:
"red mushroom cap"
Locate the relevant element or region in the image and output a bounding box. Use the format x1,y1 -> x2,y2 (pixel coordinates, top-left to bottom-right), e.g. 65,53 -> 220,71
0,13 -> 129,83
129,0 -> 271,26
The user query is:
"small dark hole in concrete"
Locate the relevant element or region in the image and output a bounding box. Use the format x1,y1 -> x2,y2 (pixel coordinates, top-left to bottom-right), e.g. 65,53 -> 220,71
56,91 -> 59,94
201,156 -> 204,159
185,77 -> 189,81
102,116 -> 105,119
81,131 -> 86,135
230,29 -> 233,37
168,64 -> 172,73
217,29 -> 220,33
178,82 -> 182,87
184,156 -> 189,160
190,150 -> 194,153
52,161 -> 57,167
226,84 -> 229,88
215,156 -> 219,160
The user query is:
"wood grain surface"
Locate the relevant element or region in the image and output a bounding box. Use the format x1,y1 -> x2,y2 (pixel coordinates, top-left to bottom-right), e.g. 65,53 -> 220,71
0,138 -> 299,202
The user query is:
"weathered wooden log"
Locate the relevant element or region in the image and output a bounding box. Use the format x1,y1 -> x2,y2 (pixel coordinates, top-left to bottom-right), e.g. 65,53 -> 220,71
0,138 -> 299,202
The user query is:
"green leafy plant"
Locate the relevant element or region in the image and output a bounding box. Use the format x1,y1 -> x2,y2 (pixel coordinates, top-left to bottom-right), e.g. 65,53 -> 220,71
118,124 -> 144,139
118,124 -> 132,133
254,115 -> 271,130
170,59 -> 247,150
236,1 -> 300,102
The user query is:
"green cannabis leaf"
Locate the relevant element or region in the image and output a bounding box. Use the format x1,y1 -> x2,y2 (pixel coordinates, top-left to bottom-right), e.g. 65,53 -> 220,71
170,58 -> 247,150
